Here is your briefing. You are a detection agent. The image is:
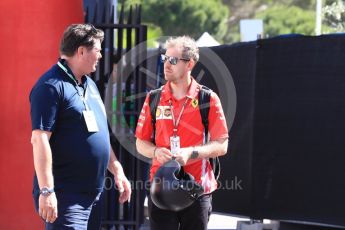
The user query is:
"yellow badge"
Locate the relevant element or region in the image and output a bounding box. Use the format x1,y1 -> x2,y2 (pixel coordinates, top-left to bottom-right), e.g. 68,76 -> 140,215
156,108 -> 161,117
191,98 -> 198,108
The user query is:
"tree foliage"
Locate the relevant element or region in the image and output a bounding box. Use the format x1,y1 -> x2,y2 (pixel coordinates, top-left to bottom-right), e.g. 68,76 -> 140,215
119,1 -> 334,45
255,5 -> 315,37
269,0 -> 315,9
221,0 -> 317,43
121,0 -> 229,42
323,0 -> 345,33
141,0 -> 229,41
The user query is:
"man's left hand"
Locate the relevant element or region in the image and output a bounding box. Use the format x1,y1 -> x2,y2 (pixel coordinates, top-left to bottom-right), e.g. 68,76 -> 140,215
114,172 -> 132,203
174,147 -> 193,166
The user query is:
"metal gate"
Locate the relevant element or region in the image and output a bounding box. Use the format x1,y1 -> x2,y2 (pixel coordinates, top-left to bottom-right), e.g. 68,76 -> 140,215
85,2 -> 149,229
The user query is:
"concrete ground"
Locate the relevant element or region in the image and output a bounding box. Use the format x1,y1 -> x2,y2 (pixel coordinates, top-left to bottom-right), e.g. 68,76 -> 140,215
139,196 -> 251,230
139,212 -> 250,230
208,213 -> 250,230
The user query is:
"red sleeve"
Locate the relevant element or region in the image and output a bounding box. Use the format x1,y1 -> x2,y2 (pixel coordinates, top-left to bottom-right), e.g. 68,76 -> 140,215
135,94 -> 153,141
208,92 -> 229,141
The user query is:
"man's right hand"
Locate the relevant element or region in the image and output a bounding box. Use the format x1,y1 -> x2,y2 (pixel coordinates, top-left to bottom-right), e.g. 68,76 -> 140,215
154,147 -> 173,165
39,193 -> 58,223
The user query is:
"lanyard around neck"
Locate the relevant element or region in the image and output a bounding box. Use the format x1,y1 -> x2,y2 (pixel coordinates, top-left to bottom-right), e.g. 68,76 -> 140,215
169,97 -> 189,136
57,61 -> 89,111
57,61 -> 79,86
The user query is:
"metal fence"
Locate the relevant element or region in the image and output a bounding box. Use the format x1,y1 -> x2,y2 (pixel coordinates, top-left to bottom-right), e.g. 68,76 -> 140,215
85,2 -> 149,229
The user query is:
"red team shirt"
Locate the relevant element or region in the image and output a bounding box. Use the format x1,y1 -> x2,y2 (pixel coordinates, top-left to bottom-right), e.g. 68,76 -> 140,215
136,77 -> 229,193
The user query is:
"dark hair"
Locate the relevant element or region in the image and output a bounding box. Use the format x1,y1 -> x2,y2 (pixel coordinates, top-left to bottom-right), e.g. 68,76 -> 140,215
59,24 -> 104,57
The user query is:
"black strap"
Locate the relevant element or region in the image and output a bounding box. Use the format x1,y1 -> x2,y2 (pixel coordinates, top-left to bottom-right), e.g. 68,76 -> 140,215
149,86 -> 163,144
198,85 -> 211,142
198,86 -> 221,180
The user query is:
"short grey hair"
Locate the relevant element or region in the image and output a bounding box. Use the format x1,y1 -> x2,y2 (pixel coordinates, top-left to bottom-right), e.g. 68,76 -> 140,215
164,36 -> 199,62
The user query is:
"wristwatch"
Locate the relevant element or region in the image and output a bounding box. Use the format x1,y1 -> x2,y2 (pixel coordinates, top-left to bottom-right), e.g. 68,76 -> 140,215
39,187 -> 55,196
191,148 -> 199,159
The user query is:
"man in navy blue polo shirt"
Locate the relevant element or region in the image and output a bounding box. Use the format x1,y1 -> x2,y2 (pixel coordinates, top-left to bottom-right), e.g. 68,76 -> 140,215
30,24 -> 131,229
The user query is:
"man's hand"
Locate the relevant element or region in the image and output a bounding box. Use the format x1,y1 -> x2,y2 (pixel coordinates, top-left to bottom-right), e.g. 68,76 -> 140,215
154,147 -> 173,165
114,172 -> 132,203
39,193 -> 58,223
174,147 -> 193,166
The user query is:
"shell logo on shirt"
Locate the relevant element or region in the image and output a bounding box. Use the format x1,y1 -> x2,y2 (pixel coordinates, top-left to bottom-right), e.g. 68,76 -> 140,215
156,106 -> 172,120
156,108 -> 161,118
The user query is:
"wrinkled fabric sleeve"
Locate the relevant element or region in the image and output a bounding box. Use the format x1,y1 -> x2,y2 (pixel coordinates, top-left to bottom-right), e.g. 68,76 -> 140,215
30,83 -> 60,131
208,92 -> 229,141
135,94 -> 153,141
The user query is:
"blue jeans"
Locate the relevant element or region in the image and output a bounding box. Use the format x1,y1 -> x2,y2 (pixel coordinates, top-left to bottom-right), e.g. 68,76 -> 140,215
33,191 -> 102,230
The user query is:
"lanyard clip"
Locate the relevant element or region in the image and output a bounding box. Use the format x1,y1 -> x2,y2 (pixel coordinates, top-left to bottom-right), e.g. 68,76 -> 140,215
173,128 -> 178,136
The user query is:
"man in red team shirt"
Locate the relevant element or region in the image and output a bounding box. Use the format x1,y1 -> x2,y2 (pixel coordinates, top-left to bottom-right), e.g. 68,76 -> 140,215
135,36 -> 229,230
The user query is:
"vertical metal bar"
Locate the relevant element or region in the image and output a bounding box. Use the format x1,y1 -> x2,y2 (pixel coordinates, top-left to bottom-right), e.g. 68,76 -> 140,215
85,2 -> 147,229
119,1 -> 124,24
84,6 -> 89,23
137,25 -> 147,230
117,3 -> 125,228
109,5 -> 115,80
135,4 -> 141,25
104,3 -> 111,80
116,2 -> 124,144
133,7 -> 141,229
96,3 -> 107,100
92,2 -> 98,24
127,6 -> 135,230
125,5 -> 133,144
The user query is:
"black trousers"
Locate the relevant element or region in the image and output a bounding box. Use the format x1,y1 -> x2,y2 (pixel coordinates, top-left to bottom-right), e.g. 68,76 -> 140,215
148,194 -> 212,230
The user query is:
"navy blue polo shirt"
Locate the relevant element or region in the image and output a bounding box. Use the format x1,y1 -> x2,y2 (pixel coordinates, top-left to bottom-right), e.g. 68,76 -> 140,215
30,61 -> 110,193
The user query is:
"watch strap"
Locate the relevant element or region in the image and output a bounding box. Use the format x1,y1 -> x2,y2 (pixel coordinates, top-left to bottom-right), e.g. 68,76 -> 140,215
191,147 -> 199,159
39,187 -> 55,196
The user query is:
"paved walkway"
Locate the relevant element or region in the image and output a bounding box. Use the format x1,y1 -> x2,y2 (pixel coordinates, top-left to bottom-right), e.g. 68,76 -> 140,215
139,212 -> 250,230
208,212 -> 249,230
